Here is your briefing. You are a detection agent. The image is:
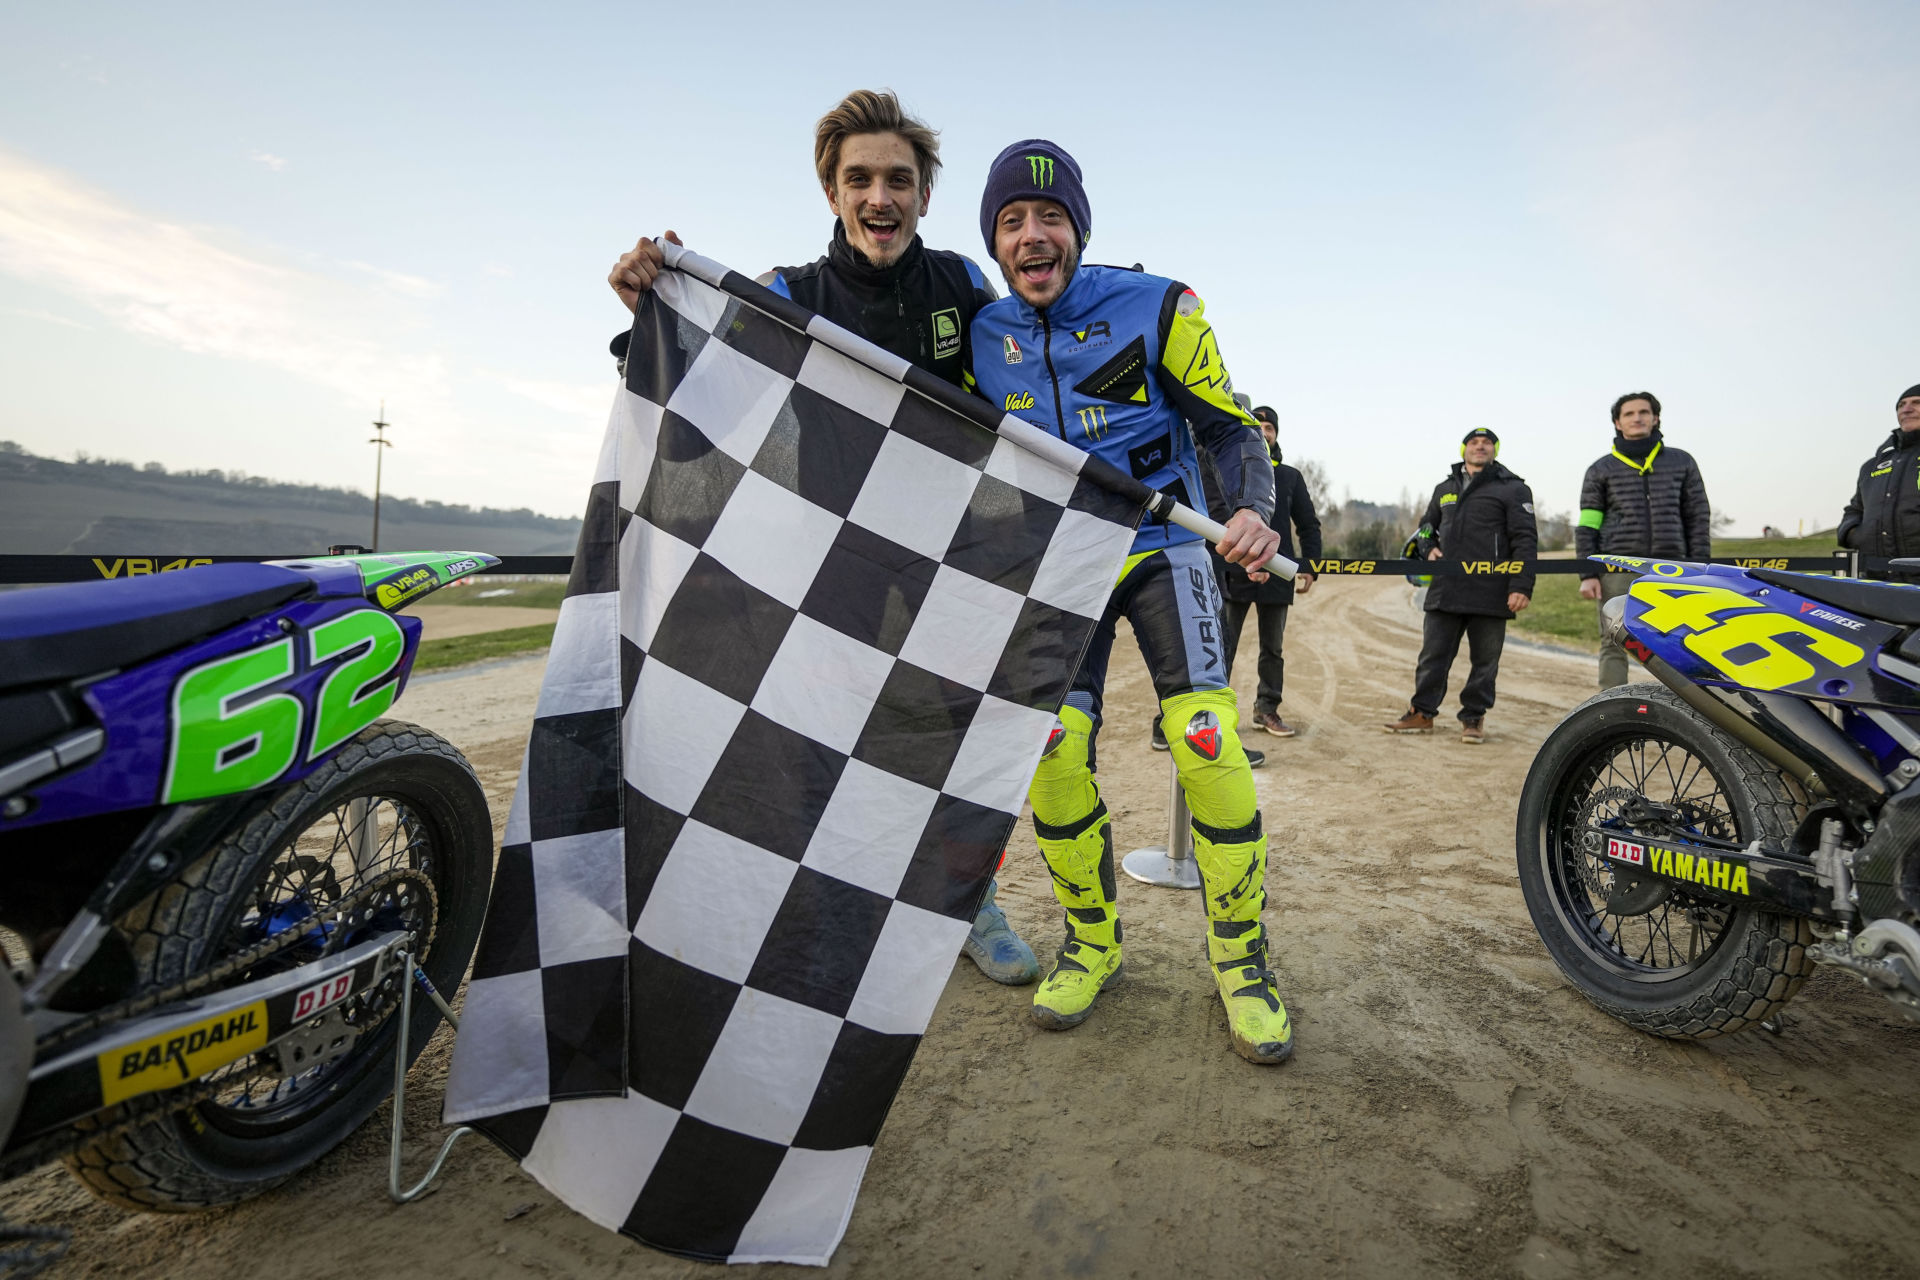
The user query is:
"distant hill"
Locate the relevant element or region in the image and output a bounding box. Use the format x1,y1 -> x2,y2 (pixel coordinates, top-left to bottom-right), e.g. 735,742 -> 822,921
0,442 -> 580,556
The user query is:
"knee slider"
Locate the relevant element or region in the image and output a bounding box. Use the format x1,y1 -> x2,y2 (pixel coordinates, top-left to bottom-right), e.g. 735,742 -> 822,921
1029,704 -> 1097,825
1159,689 -> 1257,830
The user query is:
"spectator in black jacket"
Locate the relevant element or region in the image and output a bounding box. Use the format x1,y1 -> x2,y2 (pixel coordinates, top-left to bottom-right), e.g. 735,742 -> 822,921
1384,429 -> 1536,744
1837,383 -> 1920,577
604,90 -> 1032,991
1575,391 -> 1712,688
1214,406 -> 1321,738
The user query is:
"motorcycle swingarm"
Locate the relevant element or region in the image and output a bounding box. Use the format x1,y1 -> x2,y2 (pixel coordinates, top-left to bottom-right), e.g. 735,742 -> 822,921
1589,829 -> 1838,920
7,931 -> 406,1148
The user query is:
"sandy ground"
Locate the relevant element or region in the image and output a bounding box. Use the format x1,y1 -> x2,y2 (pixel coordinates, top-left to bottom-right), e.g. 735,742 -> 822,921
7,579 -> 1919,1279
406,604 -> 560,641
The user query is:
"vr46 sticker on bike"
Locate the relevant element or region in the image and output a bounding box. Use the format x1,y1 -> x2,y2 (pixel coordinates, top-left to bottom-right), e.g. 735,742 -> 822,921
162,610 -> 407,803
1627,579 -> 1865,692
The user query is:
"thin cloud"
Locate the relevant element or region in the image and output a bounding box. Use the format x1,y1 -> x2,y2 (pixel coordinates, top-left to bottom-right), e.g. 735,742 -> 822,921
0,149 -> 449,412
344,259 -> 440,297
485,373 -> 613,418
251,151 -> 288,172
6,307 -> 92,331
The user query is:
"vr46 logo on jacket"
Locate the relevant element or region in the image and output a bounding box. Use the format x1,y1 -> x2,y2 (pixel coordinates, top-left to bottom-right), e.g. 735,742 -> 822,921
931,308 -> 961,360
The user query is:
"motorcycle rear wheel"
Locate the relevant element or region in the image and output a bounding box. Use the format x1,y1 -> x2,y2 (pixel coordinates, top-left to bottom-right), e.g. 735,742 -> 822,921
1516,683 -> 1816,1039
64,721 -> 492,1211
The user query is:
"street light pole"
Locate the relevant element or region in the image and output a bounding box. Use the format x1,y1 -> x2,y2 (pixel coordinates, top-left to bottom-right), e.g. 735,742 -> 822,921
369,402 -> 393,552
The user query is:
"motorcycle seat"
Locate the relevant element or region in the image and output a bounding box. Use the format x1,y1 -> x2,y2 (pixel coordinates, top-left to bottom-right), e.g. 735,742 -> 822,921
1748,568 -> 1920,627
0,564 -> 313,694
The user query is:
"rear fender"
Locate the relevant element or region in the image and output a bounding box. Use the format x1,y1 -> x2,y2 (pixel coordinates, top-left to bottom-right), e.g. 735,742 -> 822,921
266,552 -> 499,612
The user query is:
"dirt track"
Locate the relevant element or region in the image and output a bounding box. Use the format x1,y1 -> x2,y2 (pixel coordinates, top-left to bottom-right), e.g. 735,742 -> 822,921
7,579 -> 1918,1279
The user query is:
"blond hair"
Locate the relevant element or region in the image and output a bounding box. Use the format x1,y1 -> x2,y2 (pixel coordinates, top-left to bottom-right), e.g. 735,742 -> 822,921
813,89 -> 941,192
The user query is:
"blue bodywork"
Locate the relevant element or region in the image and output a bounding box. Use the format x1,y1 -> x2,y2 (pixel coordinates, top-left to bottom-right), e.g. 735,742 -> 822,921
1603,554 -> 1920,775
0,552 -> 495,833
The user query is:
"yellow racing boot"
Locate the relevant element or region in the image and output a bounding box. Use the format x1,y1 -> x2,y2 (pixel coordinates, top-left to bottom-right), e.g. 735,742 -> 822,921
1191,807 -> 1295,1065
1206,918 -> 1294,1064
1031,801 -> 1124,1030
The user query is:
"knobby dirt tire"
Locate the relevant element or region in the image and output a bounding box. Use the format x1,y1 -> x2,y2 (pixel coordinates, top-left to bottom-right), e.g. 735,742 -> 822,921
1516,683 -> 1816,1039
64,721 -> 492,1211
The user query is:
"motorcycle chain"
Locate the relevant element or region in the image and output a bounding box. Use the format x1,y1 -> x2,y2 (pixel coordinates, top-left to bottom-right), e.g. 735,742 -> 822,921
38,867 -> 435,1059
2,870 -> 438,1180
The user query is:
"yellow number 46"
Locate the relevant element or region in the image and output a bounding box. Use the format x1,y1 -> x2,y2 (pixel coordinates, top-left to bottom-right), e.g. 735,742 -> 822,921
1628,580 -> 1864,692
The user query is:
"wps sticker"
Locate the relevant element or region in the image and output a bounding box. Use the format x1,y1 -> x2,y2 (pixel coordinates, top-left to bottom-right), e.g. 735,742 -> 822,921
1606,838 -> 1645,866
292,971 -> 355,1021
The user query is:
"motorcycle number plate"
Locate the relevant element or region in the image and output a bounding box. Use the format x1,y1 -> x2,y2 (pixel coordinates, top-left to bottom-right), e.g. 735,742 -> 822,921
1606,838 -> 1646,866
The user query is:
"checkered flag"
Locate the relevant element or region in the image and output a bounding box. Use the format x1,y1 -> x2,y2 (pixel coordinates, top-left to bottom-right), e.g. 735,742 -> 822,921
443,246 -> 1143,1264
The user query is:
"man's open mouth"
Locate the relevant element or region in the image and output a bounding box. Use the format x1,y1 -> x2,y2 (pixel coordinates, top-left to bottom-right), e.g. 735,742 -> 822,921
1017,255 -> 1058,285
861,216 -> 899,242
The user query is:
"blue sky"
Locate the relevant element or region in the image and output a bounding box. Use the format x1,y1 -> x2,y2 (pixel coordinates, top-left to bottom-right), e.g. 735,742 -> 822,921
2,1 -> 1915,536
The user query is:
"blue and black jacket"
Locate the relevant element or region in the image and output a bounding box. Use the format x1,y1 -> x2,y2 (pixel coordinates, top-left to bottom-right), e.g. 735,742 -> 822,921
965,264 -> 1273,555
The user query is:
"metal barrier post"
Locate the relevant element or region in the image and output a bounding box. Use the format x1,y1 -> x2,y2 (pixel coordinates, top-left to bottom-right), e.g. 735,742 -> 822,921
1121,755 -> 1201,889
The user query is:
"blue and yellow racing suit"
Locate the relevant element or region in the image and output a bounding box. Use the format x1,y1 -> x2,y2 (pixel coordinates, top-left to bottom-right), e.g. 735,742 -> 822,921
968,265 -> 1285,1034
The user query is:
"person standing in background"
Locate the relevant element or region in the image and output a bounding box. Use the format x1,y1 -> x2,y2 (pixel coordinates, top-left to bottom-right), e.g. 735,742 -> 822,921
1384,429 -> 1536,743
1574,392 -> 1712,688
1215,405 -> 1320,738
1837,383 -> 1920,578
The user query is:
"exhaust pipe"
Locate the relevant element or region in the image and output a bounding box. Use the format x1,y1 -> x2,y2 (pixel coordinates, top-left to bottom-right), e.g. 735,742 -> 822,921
1602,596 -> 1888,815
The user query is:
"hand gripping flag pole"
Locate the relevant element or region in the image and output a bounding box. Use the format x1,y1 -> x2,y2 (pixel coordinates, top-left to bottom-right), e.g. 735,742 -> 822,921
660,241 -> 1299,582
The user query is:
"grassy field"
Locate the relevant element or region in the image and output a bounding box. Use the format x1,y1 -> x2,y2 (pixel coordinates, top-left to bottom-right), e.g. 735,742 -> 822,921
434,578 -> 570,608
1510,533 -> 1842,648
414,622 -> 556,670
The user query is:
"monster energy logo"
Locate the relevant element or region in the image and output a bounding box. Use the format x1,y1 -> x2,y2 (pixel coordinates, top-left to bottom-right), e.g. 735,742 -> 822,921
1027,154 -> 1054,186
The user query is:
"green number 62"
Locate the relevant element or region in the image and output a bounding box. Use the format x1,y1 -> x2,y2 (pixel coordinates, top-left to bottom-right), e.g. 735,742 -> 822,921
161,611 -> 406,804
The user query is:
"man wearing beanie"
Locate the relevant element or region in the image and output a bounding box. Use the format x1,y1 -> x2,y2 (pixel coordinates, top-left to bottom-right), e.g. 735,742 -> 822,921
1384,429 -> 1537,742
604,90 -> 1041,989
1837,384 -> 1920,579
967,139 -> 1295,1064
1573,392 -> 1713,688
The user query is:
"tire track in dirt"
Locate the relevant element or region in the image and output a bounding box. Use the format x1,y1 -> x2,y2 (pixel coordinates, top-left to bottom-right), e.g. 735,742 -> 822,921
7,579 -> 1918,1278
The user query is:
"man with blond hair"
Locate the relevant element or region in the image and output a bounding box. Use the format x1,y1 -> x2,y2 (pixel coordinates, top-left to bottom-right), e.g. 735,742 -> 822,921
602,91 -> 1038,986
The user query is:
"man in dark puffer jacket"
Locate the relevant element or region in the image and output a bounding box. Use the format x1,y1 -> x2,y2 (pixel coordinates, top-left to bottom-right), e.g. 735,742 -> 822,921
1575,391 -> 1712,689
1837,383 -> 1920,579
1384,429 -> 1536,743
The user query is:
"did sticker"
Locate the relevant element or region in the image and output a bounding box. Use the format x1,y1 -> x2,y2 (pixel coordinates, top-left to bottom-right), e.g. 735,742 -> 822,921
1605,838 -> 1646,866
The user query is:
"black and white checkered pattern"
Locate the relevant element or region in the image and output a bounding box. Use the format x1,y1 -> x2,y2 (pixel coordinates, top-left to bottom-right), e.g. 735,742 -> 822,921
444,260 -> 1140,1264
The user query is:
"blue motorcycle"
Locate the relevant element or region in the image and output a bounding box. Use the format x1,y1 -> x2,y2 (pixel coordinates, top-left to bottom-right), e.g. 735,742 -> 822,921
0,553 -> 496,1210
1517,555 -> 1920,1036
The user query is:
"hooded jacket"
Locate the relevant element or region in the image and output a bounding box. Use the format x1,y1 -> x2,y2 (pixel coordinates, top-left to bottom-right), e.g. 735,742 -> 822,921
1838,429 -> 1920,560
611,223 -> 996,385
1413,460 -> 1538,618
1573,432 -> 1712,577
